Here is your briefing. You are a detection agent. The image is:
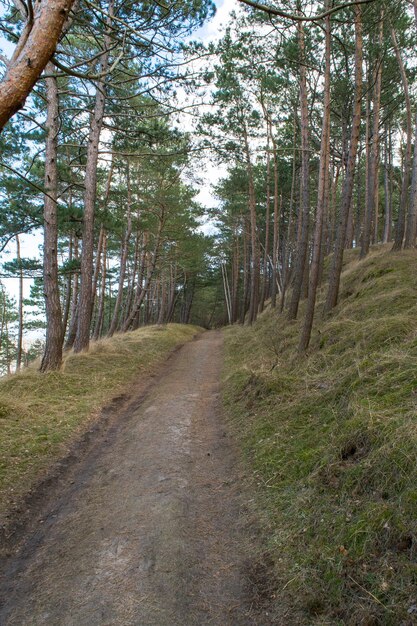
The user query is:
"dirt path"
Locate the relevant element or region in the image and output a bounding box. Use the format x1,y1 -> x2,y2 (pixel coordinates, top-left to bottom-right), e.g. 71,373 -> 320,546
0,331 -> 269,625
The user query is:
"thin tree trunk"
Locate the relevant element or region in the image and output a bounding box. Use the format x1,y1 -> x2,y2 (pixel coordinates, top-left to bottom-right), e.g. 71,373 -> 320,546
280,113 -> 297,312
391,26 -> 412,251
108,163 -> 133,336
383,127 -> 392,243
361,13 -> 383,258
243,122 -> 259,324
15,234 -> 23,371
122,218 -> 163,332
288,17 -> 310,320
62,234 -> 73,337
405,0 -> 417,247
324,5 -> 363,313
40,62 -> 63,371
271,141 -> 280,308
299,4 -> 331,351
74,0 -> 113,352
64,237 -> 79,349
93,231 -> 107,341
405,110 -> 417,248
259,127 -> 271,312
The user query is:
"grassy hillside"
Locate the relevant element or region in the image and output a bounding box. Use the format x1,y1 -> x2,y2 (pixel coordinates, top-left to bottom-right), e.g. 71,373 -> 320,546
0,324 -> 200,525
223,246 -> 417,625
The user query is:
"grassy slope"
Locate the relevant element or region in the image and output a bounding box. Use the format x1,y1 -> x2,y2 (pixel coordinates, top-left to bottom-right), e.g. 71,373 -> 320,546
223,246 -> 417,625
0,324 -> 200,521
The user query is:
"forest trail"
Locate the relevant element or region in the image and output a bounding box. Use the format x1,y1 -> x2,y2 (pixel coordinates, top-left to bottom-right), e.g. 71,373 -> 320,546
0,331 -> 267,626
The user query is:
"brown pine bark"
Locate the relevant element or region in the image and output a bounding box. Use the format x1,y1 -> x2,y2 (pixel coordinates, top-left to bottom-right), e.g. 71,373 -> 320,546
259,128 -> 271,313
64,237 -> 79,349
62,235 -> 73,337
92,231 -> 107,341
15,235 -> 23,371
382,127 -> 392,243
361,13 -> 383,258
0,0 -> 76,130
324,5 -> 363,313
74,0 -> 113,352
288,18 -> 310,320
122,217 -> 164,332
280,111 -> 297,312
299,5 -> 331,352
40,63 -> 63,371
243,123 -> 259,325
391,26 -> 412,251
405,111 -> 417,248
405,0 -> 417,247
108,163 -> 133,336
270,141 -> 280,308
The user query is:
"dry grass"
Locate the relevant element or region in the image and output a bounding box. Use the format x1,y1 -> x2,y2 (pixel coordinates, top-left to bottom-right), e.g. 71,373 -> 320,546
223,246 -> 417,625
0,324 -> 201,520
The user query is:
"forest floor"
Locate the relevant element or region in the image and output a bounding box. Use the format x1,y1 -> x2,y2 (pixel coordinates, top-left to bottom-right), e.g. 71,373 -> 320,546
0,331 -> 272,625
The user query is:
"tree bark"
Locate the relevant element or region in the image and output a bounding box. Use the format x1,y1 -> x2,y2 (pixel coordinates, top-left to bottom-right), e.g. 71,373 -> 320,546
0,0 -> 76,130
40,62 -> 63,372
92,231 -> 107,341
74,0 -> 113,352
361,12 -> 383,258
324,5 -> 362,313
391,26 -> 412,251
382,127 -> 392,243
288,18 -> 310,320
15,234 -> 23,371
299,4 -> 331,351
243,122 -> 259,324
259,127 -> 271,313
108,163 -> 132,336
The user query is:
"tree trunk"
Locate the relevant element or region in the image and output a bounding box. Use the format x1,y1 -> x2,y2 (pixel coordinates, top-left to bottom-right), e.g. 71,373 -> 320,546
361,13 -> 383,258
74,0 -> 113,352
122,218 -> 163,332
391,26 -> 412,251
299,4 -> 331,351
324,5 -> 363,313
270,141 -> 280,308
64,237 -> 79,349
92,231 -> 107,341
405,110 -> 417,248
259,127 -> 271,313
108,163 -> 132,336
288,18 -> 310,320
15,234 -> 23,371
243,123 -> 259,325
40,63 -> 63,371
62,234 -> 73,337
383,127 -> 392,243
0,0 -> 76,130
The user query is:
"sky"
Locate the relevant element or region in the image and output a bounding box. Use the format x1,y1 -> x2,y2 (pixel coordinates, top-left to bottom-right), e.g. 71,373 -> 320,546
0,0 -> 239,335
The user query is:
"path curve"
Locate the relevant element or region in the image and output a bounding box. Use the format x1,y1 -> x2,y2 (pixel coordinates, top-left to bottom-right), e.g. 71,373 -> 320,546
0,331 -> 267,625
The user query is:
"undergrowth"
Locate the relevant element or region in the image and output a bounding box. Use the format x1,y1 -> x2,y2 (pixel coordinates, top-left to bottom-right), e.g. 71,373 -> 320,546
0,324 -> 200,522
223,246 -> 417,625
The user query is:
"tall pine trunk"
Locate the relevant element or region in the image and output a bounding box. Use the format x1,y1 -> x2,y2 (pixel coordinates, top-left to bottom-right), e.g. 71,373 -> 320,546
41,62 -> 63,371
74,0 -> 113,352
324,5 -> 363,313
299,5 -> 331,351
288,18 -> 310,320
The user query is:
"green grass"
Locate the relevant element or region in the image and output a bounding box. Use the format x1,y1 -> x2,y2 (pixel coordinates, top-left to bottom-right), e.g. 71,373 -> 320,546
223,245 -> 417,624
0,324 -> 201,521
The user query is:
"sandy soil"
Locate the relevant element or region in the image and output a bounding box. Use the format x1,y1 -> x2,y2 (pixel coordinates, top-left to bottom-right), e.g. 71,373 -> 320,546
0,331 -> 271,625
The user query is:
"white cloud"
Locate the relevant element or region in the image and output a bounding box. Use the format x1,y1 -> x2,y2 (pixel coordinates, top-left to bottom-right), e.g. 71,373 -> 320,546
193,0 -> 239,43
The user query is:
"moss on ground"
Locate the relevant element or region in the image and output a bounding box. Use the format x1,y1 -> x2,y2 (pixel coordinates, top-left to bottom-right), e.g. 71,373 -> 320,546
223,246 -> 417,625
0,324 -> 200,519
